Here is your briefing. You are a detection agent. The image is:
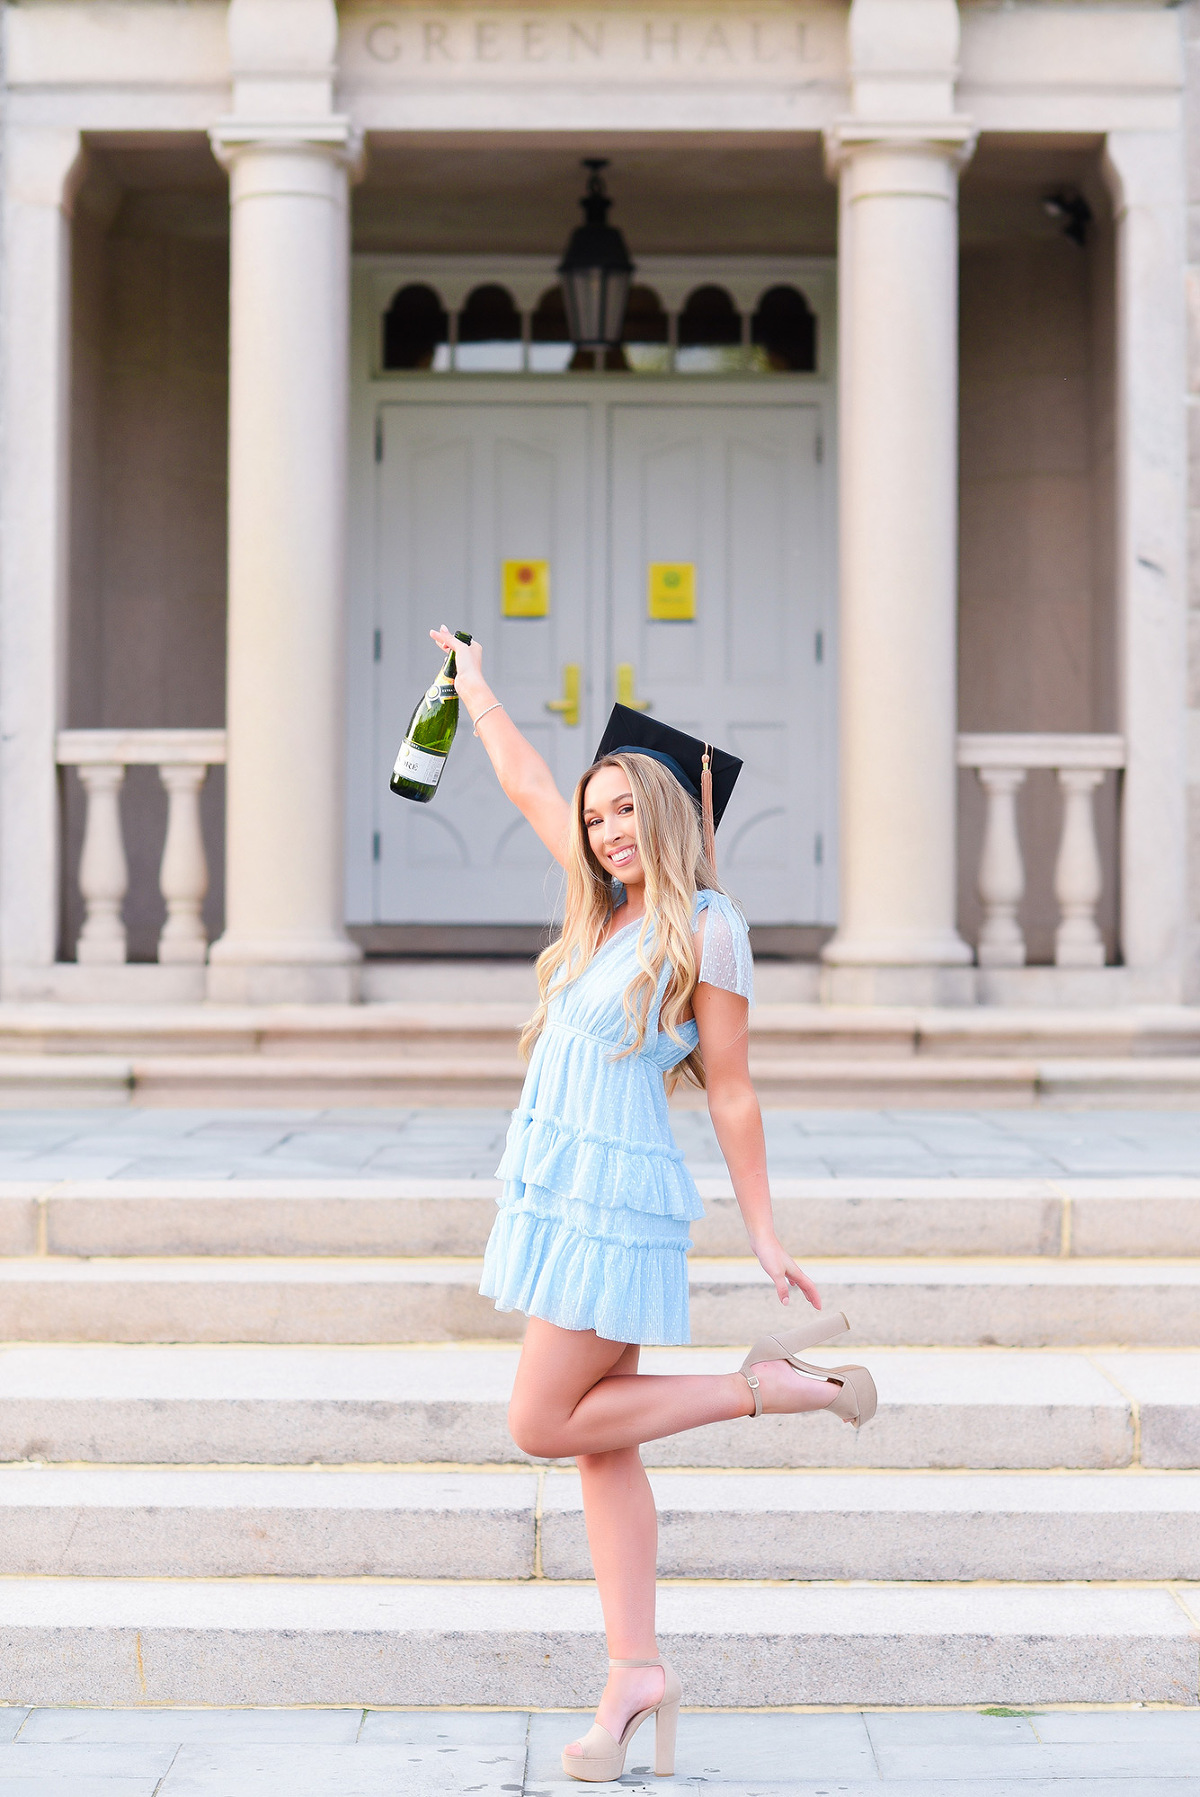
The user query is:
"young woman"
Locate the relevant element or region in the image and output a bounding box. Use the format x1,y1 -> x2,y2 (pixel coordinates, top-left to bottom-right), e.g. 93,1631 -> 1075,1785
430,626 -> 876,1785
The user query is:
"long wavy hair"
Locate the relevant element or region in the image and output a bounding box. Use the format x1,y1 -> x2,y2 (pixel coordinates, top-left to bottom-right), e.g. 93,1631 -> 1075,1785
519,752 -> 727,1091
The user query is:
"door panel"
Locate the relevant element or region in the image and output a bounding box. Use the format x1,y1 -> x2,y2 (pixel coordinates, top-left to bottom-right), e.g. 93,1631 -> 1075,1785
375,403 -> 590,923
371,396 -> 830,928
609,405 -> 825,923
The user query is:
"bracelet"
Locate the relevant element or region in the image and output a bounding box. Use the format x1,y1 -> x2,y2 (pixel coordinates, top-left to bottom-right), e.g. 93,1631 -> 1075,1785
472,702 -> 505,736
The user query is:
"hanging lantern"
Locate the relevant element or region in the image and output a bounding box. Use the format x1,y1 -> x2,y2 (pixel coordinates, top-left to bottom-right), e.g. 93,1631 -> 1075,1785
557,159 -> 634,352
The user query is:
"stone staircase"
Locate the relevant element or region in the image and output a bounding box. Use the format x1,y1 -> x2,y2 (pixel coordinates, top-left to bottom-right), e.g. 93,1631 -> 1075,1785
0,1174 -> 1197,1709
9,995 -> 1200,1104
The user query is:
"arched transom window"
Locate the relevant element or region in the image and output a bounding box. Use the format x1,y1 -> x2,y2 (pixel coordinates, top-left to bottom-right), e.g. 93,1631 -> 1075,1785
381,274 -> 818,376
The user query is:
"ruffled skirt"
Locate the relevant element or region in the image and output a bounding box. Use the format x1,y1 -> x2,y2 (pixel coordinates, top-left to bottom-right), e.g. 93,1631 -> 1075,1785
480,1184 -> 691,1345
478,1030 -> 701,1345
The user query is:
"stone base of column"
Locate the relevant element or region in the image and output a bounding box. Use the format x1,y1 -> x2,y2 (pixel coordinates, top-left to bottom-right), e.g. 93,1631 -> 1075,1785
206,935 -> 362,1005
820,962 -> 978,1007
821,930 -> 976,1006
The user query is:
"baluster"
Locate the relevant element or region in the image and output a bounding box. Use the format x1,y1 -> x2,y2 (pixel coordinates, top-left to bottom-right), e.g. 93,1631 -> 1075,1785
76,763 -> 128,964
975,765 -> 1027,966
157,763 -> 210,963
1054,767 -> 1106,967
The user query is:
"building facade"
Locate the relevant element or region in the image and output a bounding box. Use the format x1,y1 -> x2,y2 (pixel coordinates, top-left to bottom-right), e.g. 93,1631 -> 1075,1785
0,0 -> 1194,1007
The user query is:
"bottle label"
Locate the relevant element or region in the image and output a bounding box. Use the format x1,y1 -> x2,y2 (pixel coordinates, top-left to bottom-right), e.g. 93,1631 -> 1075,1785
393,739 -> 447,787
426,679 -> 456,704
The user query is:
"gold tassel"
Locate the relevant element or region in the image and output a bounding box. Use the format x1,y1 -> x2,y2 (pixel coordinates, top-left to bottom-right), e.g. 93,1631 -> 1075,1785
701,745 -> 717,872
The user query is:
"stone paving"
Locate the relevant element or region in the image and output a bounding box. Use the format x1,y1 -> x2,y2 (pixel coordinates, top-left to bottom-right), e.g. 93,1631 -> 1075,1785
0,1705 -> 1197,1794
4,1106 -> 1200,1179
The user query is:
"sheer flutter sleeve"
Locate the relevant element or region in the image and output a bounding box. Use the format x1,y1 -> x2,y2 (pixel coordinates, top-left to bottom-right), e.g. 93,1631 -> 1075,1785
695,889 -> 754,1004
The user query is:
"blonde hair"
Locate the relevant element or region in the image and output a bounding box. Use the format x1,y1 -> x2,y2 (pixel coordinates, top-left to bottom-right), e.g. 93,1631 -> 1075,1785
519,752 -> 726,1091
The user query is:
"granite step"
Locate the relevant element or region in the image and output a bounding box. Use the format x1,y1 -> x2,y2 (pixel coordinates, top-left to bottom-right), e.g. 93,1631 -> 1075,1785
6,998 -> 1200,1055
15,1176 -> 1200,1259
541,1467 -> 1200,1582
5,998 -> 1200,1058
1,1465 -> 1197,1582
8,1000 -> 1200,1107
14,1049 -> 1200,1106
0,1577 -> 1193,1708
0,1254 -> 1194,1346
0,1467 -> 539,1579
0,1342 -> 1190,1469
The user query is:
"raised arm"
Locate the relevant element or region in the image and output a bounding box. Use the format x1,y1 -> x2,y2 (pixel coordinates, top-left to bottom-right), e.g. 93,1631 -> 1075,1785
430,625 -> 572,866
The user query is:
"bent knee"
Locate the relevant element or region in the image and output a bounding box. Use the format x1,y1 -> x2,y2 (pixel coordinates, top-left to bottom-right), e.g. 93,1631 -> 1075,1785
507,1398 -> 565,1460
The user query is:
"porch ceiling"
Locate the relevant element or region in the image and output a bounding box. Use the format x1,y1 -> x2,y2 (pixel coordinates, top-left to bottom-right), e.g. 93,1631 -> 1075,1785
80,128 -> 1113,257
353,132 -> 835,255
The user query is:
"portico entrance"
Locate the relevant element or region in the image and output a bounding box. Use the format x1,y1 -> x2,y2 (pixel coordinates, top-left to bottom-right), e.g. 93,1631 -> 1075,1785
347,255 -> 837,937
2,0 -> 1188,1008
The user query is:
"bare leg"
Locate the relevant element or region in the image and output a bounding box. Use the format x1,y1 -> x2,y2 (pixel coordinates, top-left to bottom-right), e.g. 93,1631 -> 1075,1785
574,1345 -> 665,1746
507,1315 -> 836,1464
508,1321 -> 836,1755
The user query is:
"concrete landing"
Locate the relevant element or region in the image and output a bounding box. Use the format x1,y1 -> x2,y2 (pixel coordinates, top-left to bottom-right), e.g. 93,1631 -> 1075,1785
1,1106 -> 1200,1179
2,1703 -> 1199,1796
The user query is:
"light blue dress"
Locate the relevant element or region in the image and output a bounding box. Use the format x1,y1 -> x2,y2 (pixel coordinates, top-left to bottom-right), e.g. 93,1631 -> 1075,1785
479,888 -> 754,1346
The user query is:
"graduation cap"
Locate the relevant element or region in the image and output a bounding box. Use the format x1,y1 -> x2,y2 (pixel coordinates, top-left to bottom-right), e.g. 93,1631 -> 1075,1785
593,704 -> 743,870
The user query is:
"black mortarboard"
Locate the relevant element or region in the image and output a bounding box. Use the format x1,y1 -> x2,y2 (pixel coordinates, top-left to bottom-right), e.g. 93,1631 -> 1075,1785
593,704 -> 743,868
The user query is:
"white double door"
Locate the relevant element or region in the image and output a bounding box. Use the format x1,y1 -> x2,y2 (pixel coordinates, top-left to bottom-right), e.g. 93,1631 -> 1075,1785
371,395 -> 832,925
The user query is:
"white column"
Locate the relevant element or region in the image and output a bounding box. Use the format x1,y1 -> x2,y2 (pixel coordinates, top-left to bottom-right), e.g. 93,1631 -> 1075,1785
0,128 -> 83,997
1103,134 -> 1187,992
821,127 -> 976,1004
207,0 -> 362,1003
819,0 -> 975,1005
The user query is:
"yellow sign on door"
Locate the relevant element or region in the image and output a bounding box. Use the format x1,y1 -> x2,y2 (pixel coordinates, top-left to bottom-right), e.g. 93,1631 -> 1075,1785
648,562 -> 696,621
502,559 -> 550,618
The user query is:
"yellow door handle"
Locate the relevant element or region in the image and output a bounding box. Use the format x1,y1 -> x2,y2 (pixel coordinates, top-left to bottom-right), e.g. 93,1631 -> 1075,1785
616,663 -> 651,711
546,662 -> 581,728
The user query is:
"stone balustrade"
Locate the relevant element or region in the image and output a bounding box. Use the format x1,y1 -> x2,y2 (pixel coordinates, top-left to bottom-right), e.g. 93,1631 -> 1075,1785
56,731 -> 227,967
957,734 -> 1126,970
54,726 -> 1125,986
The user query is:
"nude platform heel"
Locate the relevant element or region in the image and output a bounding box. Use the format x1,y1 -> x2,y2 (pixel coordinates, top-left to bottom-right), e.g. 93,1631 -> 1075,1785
561,1656 -> 682,1782
738,1314 -> 878,1429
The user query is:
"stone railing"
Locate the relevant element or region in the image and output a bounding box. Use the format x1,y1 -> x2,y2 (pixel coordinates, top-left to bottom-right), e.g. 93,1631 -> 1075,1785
56,730 -> 227,965
957,733 -> 1126,969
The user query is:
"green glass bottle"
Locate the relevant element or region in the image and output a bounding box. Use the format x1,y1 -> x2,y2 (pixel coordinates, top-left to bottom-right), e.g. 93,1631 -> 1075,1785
390,631 -> 473,803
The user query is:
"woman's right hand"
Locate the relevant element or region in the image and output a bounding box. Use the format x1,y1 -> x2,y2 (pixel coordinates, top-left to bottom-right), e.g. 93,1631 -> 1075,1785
430,625 -> 488,713
431,621 -> 571,864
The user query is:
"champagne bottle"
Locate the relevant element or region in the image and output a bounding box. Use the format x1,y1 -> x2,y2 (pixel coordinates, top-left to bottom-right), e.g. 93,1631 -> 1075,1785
390,631 -> 473,803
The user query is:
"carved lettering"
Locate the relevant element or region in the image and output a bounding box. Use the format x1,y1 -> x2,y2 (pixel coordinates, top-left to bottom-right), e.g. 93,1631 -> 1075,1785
522,19 -> 550,61
366,19 -> 401,62
423,20 -> 453,61
643,20 -> 680,62
568,19 -> 604,60
353,13 -> 824,77
699,22 -> 734,61
475,19 -> 502,60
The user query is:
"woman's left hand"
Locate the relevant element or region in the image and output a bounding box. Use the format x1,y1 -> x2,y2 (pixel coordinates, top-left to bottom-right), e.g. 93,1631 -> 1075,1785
753,1234 -> 823,1310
